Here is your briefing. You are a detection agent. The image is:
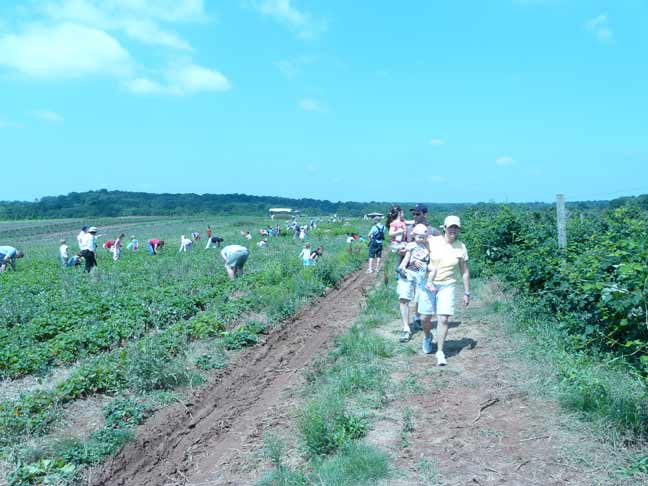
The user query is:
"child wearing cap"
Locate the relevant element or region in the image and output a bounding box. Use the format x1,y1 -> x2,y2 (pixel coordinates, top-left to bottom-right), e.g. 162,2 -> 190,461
398,224 -> 438,292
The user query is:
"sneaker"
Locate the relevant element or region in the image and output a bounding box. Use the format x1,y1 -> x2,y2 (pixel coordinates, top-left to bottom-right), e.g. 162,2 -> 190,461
422,335 -> 433,354
399,330 -> 411,343
366,268 -> 373,274
436,350 -> 447,366
411,317 -> 422,332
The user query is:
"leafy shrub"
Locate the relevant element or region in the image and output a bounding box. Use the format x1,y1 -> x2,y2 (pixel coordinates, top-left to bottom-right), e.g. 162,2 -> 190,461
103,397 -> 145,429
8,459 -> 77,486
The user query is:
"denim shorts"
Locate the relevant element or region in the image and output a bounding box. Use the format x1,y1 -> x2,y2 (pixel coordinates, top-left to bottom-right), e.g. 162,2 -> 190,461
417,283 -> 455,316
226,248 -> 249,269
368,242 -> 383,258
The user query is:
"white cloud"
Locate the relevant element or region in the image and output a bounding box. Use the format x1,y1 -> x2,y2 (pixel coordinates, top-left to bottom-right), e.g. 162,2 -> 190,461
331,177 -> 341,184
305,164 -> 318,173
276,55 -> 313,79
429,175 -> 446,183
0,23 -> 132,78
127,63 -> 231,95
42,0 -> 205,49
256,0 -> 326,39
586,13 -> 613,42
32,110 -> 64,123
298,98 -> 324,112
429,138 -> 444,146
495,156 -> 516,166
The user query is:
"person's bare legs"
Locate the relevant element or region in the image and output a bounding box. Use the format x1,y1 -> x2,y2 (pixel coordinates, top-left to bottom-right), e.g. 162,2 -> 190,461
435,314 -> 450,365
421,315 -> 433,339
399,298 -> 410,332
225,265 -> 236,279
375,256 -> 382,272
367,257 -> 375,273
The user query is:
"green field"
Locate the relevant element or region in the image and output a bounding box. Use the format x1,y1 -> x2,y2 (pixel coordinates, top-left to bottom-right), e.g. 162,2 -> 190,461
0,215 -> 368,485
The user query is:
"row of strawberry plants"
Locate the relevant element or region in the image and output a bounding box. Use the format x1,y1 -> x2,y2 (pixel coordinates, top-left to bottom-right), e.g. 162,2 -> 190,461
0,243 -> 365,450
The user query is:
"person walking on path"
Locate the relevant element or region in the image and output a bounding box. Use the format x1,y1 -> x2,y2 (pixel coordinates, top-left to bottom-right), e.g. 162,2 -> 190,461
179,235 -> 193,252
395,224 -> 430,342
419,215 -> 470,366
367,216 -> 386,273
112,234 -> 124,261
79,226 -> 98,273
147,239 -> 164,255
388,205 -> 408,269
220,244 -> 249,280
0,246 -> 24,272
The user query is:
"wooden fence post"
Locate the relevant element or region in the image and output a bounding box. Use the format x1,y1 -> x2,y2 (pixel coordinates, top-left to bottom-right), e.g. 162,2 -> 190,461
556,194 -> 567,249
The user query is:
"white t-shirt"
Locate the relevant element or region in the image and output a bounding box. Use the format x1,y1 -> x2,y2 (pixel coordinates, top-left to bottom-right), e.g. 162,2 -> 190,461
79,233 -> 97,252
59,244 -> 69,259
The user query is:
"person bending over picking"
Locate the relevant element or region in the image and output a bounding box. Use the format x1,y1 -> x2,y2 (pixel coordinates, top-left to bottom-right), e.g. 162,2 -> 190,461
0,246 -> 24,272
220,244 -> 249,280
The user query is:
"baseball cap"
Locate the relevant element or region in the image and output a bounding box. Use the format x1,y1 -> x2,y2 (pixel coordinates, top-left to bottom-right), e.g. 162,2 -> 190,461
410,203 -> 428,214
88,226 -> 98,233
443,216 -> 461,228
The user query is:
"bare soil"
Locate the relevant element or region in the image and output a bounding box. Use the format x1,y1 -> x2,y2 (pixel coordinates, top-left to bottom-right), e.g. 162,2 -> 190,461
89,277 -> 644,486
89,267 -> 376,486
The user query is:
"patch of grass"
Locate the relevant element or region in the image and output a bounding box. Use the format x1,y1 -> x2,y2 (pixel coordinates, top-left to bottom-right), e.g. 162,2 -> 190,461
298,392 -> 368,457
194,341 -> 229,371
415,458 -> 441,486
125,336 -> 193,392
401,407 -> 415,448
509,314 -> 648,437
310,442 -> 390,485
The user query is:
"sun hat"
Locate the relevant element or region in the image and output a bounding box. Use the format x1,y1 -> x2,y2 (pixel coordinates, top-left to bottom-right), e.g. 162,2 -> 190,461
88,226 -> 98,233
412,224 -> 428,236
443,216 -> 461,228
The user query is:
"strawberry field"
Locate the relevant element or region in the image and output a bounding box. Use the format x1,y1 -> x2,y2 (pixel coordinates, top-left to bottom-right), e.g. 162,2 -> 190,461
0,216 -> 366,484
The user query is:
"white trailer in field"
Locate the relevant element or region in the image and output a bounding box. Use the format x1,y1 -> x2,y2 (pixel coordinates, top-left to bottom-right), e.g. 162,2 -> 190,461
364,212 -> 384,220
269,208 -> 300,220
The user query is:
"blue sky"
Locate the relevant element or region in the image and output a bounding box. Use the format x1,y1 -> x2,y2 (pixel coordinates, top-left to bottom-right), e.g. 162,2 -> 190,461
1,0 -> 647,204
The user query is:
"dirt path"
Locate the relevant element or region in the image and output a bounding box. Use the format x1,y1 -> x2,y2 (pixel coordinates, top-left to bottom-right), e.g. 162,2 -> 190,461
90,267 -> 376,486
369,282 -> 639,486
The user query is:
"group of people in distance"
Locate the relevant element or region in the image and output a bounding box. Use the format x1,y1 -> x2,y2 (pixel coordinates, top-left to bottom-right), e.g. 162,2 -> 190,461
366,204 -> 470,367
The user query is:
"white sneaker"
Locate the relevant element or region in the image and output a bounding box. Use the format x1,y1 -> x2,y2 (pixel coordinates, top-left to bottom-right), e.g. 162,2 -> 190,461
436,350 -> 447,366
366,268 -> 373,274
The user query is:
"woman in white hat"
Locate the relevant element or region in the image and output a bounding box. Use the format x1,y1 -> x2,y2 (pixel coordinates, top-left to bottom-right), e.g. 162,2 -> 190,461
417,215 -> 470,366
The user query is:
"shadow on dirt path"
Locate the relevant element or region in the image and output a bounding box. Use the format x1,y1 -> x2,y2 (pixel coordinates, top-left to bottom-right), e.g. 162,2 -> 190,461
369,282 -> 640,486
90,267 -> 377,486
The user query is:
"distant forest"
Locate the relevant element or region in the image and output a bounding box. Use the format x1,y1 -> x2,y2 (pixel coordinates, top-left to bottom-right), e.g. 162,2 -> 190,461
0,189 -> 636,220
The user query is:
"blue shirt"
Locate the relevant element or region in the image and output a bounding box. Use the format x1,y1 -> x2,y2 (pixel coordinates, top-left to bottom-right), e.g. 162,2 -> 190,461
0,246 -> 17,260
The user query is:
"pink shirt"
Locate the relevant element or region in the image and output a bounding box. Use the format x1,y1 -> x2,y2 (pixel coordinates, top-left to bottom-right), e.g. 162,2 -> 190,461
390,220 -> 407,244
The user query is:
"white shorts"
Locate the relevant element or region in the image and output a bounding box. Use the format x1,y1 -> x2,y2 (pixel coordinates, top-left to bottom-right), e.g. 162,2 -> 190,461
417,284 -> 455,316
396,270 -> 423,301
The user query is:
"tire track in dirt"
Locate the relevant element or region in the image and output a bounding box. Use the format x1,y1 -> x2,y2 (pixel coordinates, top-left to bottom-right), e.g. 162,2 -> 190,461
91,267 -> 376,486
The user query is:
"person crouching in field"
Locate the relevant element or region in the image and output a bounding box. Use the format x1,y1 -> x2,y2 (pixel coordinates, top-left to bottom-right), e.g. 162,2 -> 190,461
59,239 -> 69,266
127,235 -> 138,251
179,234 -> 193,252
311,246 -> 324,263
192,231 -> 200,241
205,235 -> 224,249
221,244 -> 249,279
0,246 -> 24,272
147,239 -> 164,255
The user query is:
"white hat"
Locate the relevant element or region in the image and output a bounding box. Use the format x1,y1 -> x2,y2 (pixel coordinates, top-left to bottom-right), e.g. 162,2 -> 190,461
412,224 -> 428,236
88,226 -> 98,233
443,216 -> 461,228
